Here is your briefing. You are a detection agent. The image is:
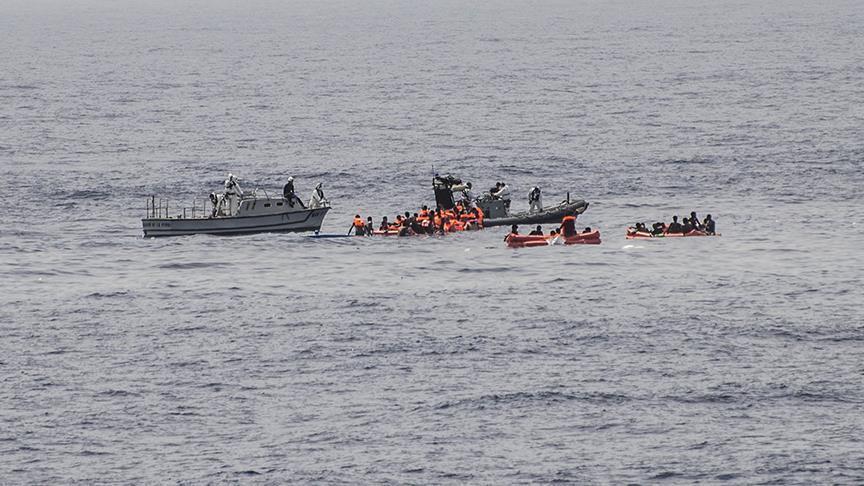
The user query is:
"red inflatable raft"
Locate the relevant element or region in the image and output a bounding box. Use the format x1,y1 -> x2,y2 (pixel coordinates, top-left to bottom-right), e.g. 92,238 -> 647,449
506,230 -> 601,248
625,227 -> 719,239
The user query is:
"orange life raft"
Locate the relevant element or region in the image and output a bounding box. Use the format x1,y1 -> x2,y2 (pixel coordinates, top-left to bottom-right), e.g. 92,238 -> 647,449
506,230 -> 601,248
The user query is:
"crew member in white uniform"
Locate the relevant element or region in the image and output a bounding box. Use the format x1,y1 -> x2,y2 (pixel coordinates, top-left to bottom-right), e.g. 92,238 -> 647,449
308,182 -> 328,209
223,173 -> 243,216
461,182 -> 474,208
493,182 -> 511,212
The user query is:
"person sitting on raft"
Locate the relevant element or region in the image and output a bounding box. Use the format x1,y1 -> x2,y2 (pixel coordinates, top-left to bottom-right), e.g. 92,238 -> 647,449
651,222 -> 666,235
529,225 -> 543,236
378,216 -> 391,231
703,214 -> 716,235
690,211 -> 703,231
681,217 -> 694,233
559,212 -> 578,237
505,224 -> 519,241
582,227 -> 593,233
667,215 -> 683,234
548,229 -> 563,245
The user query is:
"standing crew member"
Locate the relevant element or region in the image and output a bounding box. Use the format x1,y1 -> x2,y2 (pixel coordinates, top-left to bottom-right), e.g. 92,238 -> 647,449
494,182 -> 512,212
528,186 -> 542,213
224,173 -> 243,216
309,182 -> 328,209
461,182 -> 474,208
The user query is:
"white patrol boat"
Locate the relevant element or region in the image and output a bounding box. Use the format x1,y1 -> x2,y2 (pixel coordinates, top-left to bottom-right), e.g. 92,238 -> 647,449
142,175 -> 330,237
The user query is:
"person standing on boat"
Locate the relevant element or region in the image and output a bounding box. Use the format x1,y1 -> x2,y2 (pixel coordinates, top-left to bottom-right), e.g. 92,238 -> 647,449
224,173 -> 243,216
528,186 -> 542,213
309,182 -> 327,209
494,182 -> 511,213
461,182 -> 474,208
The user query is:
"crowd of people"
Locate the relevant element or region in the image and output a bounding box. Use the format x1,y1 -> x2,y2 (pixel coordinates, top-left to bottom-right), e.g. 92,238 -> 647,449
630,211 -> 716,235
349,202 -> 486,236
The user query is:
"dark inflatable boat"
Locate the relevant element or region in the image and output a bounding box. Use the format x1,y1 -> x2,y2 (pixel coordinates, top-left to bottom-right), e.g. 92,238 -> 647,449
432,174 -> 589,228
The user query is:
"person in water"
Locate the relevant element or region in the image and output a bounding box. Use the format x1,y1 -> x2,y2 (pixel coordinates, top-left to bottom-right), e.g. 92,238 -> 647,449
582,227 -> 592,233
703,214 -> 716,235
350,214 -> 366,235
529,225 -> 543,236
667,215 -> 683,234
559,212 -> 578,237
365,217 -> 374,236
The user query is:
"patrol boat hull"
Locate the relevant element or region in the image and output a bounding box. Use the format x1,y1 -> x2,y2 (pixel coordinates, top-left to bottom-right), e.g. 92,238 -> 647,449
480,199 -> 590,228
142,197 -> 329,237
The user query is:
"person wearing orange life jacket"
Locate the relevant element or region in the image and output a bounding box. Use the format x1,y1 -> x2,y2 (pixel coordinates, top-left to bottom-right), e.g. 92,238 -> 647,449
559,212 -> 578,237
418,206 -> 430,220
451,218 -> 465,231
433,211 -> 443,230
349,214 -> 367,235
475,206 -> 484,227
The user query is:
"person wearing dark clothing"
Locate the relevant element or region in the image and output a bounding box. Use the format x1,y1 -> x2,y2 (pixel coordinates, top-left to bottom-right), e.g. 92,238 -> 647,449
505,224 -> 519,242
283,177 -> 296,207
690,211 -> 703,231
652,222 -> 666,235
703,214 -> 716,235
529,225 -> 543,236
667,215 -> 683,234
681,217 -> 694,233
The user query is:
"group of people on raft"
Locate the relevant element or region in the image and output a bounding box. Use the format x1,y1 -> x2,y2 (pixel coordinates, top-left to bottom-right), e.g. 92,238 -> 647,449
505,212 -> 592,241
629,211 -> 716,236
349,202 -> 486,236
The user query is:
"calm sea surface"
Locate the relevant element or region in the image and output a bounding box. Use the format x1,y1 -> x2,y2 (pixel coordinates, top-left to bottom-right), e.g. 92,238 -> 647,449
2,0 -> 863,483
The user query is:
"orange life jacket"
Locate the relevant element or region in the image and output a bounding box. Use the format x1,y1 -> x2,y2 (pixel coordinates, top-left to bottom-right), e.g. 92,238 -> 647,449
451,220 -> 465,231
354,217 -> 365,228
